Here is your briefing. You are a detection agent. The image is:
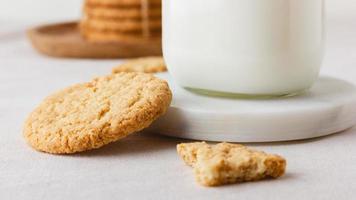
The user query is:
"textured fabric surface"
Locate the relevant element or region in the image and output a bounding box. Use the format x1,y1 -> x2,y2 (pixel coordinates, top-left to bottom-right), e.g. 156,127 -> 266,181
1,10 -> 356,200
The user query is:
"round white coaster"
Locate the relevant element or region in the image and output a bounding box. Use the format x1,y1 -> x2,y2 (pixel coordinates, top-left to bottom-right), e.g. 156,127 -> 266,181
149,73 -> 356,142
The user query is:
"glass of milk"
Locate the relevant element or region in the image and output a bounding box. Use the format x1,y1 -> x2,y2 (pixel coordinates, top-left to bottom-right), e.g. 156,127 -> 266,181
163,0 -> 325,97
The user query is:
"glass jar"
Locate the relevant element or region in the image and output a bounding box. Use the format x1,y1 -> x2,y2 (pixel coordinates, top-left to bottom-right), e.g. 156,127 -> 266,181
163,0 -> 325,97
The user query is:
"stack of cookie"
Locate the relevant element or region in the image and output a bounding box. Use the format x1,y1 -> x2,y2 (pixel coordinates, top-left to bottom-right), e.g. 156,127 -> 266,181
80,0 -> 162,42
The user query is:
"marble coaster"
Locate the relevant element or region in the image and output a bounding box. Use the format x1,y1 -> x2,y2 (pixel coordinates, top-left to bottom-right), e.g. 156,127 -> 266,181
148,73 -> 356,142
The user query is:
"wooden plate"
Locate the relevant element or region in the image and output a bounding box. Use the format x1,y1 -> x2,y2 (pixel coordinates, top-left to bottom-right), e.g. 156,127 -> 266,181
27,21 -> 162,58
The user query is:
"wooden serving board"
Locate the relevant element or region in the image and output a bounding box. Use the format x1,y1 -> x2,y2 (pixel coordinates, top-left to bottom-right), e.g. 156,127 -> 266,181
27,21 -> 162,59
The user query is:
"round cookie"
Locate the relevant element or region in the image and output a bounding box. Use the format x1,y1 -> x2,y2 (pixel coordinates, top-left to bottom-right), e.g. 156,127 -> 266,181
112,57 -> 167,73
85,0 -> 161,7
82,26 -> 161,35
80,26 -> 161,42
81,17 -> 161,32
81,29 -> 161,42
84,5 -> 161,19
23,73 -> 172,154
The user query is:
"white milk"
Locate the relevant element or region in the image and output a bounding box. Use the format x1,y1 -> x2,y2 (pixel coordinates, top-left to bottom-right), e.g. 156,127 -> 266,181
163,0 -> 325,96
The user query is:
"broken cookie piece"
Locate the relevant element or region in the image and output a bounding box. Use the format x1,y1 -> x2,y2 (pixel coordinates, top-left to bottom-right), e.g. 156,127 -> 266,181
177,142 -> 286,186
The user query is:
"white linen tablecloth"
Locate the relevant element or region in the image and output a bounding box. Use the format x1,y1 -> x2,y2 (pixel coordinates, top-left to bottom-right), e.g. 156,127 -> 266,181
1,1 -> 356,199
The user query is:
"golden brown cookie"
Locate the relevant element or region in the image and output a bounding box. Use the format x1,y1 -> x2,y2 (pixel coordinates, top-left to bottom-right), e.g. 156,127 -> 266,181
23,73 -> 172,154
177,142 -> 286,186
112,57 -> 166,73
81,17 -> 161,32
85,0 -> 161,7
80,19 -> 161,35
84,4 -> 161,19
81,28 -> 161,42
84,31 -> 160,42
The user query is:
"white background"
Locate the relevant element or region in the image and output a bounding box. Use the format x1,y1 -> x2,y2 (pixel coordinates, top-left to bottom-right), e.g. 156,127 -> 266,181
1,1 -> 356,200
0,0 -> 356,22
